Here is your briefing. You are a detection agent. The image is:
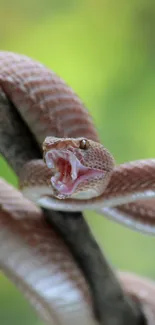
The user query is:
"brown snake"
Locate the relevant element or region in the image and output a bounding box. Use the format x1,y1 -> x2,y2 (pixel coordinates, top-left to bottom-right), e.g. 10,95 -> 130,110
0,51 -> 155,324
0,52 -> 155,234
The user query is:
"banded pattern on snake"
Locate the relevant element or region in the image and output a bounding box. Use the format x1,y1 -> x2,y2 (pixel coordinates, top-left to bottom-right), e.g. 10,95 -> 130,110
0,51 -> 155,325
0,51 -> 155,234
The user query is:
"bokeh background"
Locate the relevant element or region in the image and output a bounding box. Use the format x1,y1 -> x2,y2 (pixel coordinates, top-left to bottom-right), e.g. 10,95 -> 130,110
0,0 -> 155,324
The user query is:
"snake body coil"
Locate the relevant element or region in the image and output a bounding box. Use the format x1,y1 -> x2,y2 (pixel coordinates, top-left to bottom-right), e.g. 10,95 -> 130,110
0,51 -> 154,325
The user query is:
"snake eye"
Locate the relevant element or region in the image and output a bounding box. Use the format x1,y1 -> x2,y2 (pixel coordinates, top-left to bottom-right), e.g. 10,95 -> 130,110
79,139 -> 89,150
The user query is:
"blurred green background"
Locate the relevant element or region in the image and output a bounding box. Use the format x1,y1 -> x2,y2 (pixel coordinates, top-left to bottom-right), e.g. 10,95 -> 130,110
0,0 -> 155,324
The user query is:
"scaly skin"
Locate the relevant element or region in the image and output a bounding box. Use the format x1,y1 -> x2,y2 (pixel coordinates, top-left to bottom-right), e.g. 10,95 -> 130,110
1,51 -> 155,235
0,50 -> 154,324
0,178 -> 151,325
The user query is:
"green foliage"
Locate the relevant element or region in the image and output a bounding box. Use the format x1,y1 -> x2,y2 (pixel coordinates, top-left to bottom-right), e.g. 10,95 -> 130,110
0,0 -> 155,324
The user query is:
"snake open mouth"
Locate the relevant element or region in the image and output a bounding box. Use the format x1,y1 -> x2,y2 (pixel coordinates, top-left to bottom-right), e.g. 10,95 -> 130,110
44,149 -> 104,198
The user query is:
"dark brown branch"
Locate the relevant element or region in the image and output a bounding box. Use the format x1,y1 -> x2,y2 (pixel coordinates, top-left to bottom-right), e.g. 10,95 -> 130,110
44,209 -> 146,325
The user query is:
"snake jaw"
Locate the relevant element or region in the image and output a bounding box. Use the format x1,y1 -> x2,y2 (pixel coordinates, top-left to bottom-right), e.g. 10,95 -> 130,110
44,149 -> 104,198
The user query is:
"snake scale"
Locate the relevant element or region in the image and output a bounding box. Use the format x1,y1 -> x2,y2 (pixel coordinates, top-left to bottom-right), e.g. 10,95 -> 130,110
0,51 -> 154,325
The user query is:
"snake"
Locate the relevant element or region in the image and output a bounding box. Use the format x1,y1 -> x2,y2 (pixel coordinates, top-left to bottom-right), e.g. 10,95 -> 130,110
0,51 -> 155,235
0,51 -> 155,324
0,178 -> 154,325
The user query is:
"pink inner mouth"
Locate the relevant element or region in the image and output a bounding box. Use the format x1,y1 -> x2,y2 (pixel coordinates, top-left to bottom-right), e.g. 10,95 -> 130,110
44,149 -> 104,198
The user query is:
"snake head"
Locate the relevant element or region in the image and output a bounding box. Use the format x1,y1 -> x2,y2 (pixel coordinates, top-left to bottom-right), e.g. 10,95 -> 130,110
43,136 -> 115,200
